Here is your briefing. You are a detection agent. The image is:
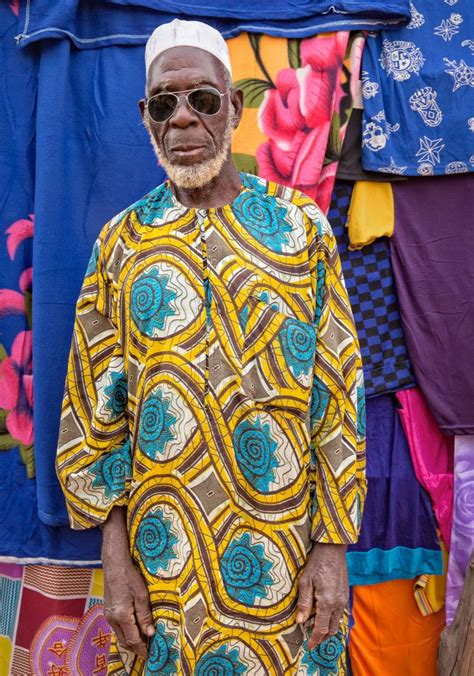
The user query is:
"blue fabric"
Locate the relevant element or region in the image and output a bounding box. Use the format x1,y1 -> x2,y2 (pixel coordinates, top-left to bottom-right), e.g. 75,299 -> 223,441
26,3 -> 404,531
17,0 -> 410,46
33,38 -> 166,527
0,3 -> 101,562
347,395 -> 443,586
347,547 -> 443,586
361,0 -> 474,176
328,182 -> 415,398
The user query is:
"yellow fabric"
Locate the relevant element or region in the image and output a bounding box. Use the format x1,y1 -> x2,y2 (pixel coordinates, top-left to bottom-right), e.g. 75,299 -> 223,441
0,637 -> 12,676
56,175 -> 365,673
91,568 -> 104,599
346,181 -> 394,250
414,537 -> 448,616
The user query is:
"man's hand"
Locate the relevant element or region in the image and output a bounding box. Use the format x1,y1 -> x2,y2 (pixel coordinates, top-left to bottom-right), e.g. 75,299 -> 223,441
296,543 -> 348,650
102,507 -> 155,659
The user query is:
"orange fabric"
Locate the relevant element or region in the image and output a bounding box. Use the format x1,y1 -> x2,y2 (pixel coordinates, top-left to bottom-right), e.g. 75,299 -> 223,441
349,579 -> 445,676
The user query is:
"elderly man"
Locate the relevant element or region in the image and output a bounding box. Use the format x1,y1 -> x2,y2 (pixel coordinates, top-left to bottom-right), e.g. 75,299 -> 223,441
56,19 -> 366,675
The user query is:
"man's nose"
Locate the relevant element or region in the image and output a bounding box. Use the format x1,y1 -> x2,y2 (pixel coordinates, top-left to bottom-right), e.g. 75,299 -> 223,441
168,96 -> 199,128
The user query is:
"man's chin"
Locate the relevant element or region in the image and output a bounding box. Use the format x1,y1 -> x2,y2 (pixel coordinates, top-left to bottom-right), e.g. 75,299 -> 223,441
167,166 -> 216,190
158,150 -> 229,190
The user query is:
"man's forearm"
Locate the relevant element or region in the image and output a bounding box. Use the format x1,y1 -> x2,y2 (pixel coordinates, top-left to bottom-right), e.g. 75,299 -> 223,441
101,506 -> 130,561
101,506 -> 155,656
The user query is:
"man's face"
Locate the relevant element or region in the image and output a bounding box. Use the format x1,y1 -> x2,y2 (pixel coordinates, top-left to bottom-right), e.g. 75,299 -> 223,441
140,47 -> 243,188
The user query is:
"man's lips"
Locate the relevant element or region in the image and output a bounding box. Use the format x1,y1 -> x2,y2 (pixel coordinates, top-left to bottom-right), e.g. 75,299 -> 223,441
169,144 -> 206,152
167,144 -> 208,161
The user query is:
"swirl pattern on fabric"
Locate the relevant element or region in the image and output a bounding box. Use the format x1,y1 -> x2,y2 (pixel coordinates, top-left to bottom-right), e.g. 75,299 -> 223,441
136,509 -> 178,576
221,532 -> 274,605
131,268 -> 177,337
144,622 -> 179,676
138,389 -> 177,459
57,173 -> 365,674
233,417 -> 279,492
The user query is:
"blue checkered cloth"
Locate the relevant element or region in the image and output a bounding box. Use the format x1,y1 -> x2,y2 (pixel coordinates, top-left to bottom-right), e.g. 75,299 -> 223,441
328,182 -> 415,398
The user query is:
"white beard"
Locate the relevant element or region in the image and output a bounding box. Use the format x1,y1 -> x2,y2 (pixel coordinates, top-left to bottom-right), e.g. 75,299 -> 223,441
145,114 -> 233,189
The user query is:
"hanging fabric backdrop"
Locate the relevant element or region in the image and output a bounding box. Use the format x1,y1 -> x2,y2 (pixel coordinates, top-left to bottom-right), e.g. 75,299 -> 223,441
1,0 -> 470,673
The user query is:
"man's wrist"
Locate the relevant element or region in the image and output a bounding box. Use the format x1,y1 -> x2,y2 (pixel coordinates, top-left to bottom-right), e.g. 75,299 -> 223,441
310,541 -> 348,554
101,506 -> 130,561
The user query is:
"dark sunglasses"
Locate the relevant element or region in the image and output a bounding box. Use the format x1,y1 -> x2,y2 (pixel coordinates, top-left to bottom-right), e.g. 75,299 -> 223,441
145,86 -> 227,123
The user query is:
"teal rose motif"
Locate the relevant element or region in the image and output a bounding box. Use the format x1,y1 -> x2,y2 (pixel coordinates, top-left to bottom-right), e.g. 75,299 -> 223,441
144,622 -> 179,676
90,439 -> 131,499
302,631 -> 345,675
104,371 -> 127,419
279,317 -> 316,378
195,644 -> 246,676
240,171 -> 266,193
135,184 -> 176,225
137,509 -> 178,575
232,192 -> 292,252
233,417 -> 279,492
310,375 -> 331,429
138,389 -> 176,459
220,532 -> 273,606
130,268 -> 177,337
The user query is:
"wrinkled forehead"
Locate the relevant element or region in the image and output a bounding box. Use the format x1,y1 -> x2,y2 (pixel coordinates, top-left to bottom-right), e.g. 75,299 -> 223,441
146,46 -> 228,97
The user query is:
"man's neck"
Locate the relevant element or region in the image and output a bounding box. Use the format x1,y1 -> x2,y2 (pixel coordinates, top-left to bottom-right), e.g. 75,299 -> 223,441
170,159 -> 242,209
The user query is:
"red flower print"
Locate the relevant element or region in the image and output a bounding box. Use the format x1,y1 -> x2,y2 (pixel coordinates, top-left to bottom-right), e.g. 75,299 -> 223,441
256,33 -> 348,209
6,214 -> 34,260
19,267 -> 33,293
9,1 -> 20,17
314,161 -> 338,215
0,330 -> 33,446
0,289 -> 26,318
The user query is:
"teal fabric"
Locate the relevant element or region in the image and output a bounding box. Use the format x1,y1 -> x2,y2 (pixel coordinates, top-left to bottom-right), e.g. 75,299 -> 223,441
347,547 -> 443,586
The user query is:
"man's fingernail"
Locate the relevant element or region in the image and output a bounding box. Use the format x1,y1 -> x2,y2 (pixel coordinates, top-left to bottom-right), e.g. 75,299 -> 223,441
147,626 -> 155,636
296,612 -> 304,623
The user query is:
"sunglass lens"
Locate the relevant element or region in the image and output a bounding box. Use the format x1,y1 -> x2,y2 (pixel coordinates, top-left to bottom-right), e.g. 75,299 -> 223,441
148,94 -> 177,122
189,88 -> 222,116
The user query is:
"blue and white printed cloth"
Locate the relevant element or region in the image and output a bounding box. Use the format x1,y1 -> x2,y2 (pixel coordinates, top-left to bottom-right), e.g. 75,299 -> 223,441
361,0 -> 474,176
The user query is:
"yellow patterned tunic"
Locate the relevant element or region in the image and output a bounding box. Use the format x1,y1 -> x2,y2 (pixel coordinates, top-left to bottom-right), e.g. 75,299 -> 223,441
56,173 -> 366,675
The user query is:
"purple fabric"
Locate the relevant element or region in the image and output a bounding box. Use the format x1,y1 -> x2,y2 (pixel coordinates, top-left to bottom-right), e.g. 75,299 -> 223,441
347,395 -> 442,585
391,175 -> 474,435
446,435 -> 474,624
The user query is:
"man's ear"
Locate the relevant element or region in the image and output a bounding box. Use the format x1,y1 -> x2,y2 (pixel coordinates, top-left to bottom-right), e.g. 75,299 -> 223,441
230,88 -> 244,130
138,98 -> 146,120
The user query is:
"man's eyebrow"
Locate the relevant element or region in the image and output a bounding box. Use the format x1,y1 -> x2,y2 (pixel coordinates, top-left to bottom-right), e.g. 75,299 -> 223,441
149,77 -> 219,96
190,77 -> 217,87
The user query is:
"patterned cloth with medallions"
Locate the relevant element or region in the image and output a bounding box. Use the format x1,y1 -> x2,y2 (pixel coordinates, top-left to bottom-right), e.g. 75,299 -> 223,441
56,172 -> 366,673
361,0 -> 474,175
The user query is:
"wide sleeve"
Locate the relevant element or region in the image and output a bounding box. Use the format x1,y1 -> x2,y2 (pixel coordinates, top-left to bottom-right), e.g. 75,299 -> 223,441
307,207 -> 367,545
56,227 -> 132,529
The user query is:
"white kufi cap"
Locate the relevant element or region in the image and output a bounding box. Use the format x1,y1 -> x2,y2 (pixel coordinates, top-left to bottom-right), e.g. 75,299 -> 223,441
145,19 -> 232,79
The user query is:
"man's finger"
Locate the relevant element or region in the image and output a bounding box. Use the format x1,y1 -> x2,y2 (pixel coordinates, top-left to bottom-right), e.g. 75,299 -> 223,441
328,608 -> 343,636
109,621 -> 126,649
296,576 -> 314,624
308,603 -> 331,649
118,610 -> 148,659
135,591 -> 155,638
